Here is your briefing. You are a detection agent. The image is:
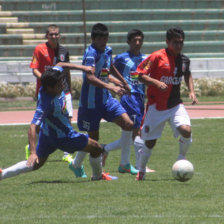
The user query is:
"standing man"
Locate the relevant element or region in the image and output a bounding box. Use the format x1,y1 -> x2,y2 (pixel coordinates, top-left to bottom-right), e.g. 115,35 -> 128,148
71,23 -> 134,178
28,24 -> 73,162
0,67 -> 117,182
136,27 -> 198,180
102,29 -> 154,174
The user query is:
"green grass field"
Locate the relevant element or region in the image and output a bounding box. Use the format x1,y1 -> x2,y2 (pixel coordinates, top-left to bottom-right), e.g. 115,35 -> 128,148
0,120 -> 224,224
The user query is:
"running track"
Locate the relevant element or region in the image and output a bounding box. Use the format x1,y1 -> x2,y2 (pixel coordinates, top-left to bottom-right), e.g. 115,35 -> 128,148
0,104 -> 224,125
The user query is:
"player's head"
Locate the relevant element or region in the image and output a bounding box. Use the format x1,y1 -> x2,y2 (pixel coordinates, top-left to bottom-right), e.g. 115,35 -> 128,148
127,29 -> 144,55
41,66 -> 64,96
91,23 -> 109,52
166,27 -> 185,56
45,24 -> 60,48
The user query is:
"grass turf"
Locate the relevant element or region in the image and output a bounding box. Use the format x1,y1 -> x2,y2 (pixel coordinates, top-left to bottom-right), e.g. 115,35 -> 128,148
0,120 -> 224,223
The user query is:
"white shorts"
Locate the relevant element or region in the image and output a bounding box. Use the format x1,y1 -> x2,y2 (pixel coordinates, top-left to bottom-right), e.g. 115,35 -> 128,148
65,93 -> 73,118
141,104 -> 191,140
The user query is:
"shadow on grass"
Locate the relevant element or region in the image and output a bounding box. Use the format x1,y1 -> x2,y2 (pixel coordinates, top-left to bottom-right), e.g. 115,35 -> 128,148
28,179 -> 92,185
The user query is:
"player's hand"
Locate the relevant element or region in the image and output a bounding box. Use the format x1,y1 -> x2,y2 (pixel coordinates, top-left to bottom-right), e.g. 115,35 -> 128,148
156,81 -> 168,91
27,153 -> 39,167
110,85 -> 126,97
189,92 -> 198,105
123,83 -> 131,95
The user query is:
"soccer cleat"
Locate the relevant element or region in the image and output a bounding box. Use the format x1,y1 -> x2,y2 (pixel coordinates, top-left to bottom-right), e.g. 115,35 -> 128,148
92,172 -> 118,181
0,168 -> 2,180
25,144 -> 30,160
136,171 -> 146,181
62,154 -> 73,163
118,163 -> 139,175
69,162 -> 87,178
146,166 -> 156,173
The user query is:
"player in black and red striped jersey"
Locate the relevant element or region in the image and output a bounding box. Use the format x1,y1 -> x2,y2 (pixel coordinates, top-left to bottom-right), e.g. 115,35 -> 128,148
135,27 -> 198,180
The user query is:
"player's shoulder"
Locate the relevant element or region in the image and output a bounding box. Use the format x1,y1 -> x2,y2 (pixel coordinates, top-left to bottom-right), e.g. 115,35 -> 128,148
114,51 -> 129,60
180,53 -> 190,63
58,44 -> 69,52
34,42 -> 47,51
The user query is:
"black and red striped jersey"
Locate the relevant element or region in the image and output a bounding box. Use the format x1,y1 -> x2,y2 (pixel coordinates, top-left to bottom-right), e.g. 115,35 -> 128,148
137,48 -> 191,110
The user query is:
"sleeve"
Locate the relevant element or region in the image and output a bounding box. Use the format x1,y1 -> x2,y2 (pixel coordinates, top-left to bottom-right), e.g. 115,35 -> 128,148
113,55 -> 124,73
31,94 -> 46,125
83,51 -> 96,67
65,50 -> 70,63
137,53 -> 158,77
30,46 -> 40,69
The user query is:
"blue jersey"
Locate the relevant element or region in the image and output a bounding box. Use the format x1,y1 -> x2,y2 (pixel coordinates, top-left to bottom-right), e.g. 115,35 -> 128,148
32,87 -> 73,138
79,44 -> 112,109
113,51 -> 146,96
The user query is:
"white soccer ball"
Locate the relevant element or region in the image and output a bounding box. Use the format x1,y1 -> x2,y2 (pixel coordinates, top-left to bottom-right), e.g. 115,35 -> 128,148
172,160 -> 194,182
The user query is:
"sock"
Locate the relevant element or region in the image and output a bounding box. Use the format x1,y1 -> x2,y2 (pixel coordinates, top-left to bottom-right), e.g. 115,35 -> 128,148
2,161 -> 33,180
134,136 -> 144,169
120,130 -> 132,166
89,155 -> 102,180
138,144 -> 152,172
73,151 -> 87,168
104,139 -> 121,152
63,152 -> 69,156
177,136 -> 192,160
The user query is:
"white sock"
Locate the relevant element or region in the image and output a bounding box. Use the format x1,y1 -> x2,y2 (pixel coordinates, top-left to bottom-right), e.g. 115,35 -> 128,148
134,136 -> 144,169
177,136 -> 192,160
139,144 -> 152,172
104,139 -> 121,152
2,161 -> 33,180
64,152 -> 69,156
120,130 -> 132,166
73,151 -> 87,168
89,155 -> 102,180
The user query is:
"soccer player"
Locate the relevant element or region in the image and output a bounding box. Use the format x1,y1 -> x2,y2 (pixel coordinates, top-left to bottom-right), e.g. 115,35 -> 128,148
135,27 -> 198,180
0,67 -> 117,181
69,23 -> 134,177
101,29 -> 154,174
28,24 -> 73,162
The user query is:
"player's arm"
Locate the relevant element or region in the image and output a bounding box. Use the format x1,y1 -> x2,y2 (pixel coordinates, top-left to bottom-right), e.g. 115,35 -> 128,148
32,68 -> 42,79
138,73 -> 168,91
56,62 -> 94,74
110,64 -> 130,93
27,123 -> 39,167
86,71 -> 125,96
108,75 -> 124,87
184,73 -> 198,105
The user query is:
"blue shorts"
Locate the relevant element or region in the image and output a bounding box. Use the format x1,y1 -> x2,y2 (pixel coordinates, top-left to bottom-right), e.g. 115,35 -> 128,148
120,93 -> 144,129
36,130 -> 88,158
78,96 -> 126,132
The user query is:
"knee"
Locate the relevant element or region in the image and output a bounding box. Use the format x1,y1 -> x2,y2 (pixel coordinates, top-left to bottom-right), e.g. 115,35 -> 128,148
123,120 -> 133,131
178,125 -> 191,138
145,139 -> 157,149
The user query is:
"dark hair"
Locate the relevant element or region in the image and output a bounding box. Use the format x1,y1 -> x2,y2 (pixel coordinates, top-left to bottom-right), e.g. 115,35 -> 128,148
166,27 -> 185,41
91,23 -> 109,39
46,24 -> 59,36
127,29 -> 144,41
41,67 -> 64,90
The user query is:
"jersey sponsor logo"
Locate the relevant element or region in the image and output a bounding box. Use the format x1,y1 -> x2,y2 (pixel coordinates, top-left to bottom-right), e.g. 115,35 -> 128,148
60,54 -> 65,61
160,76 -> 182,85
99,68 -> 109,83
144,125 -> 150,133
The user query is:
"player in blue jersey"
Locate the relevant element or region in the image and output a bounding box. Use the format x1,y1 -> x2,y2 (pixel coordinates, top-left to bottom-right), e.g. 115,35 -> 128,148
69,23 -> 134,177
101,29 -> 154,173
0,66 -> 117,181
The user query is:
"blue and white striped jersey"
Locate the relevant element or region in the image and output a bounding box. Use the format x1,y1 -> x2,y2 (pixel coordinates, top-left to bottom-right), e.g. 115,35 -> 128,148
32,87 -> 73,138
79,44 -> 112,109
113,51 -> 146,96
